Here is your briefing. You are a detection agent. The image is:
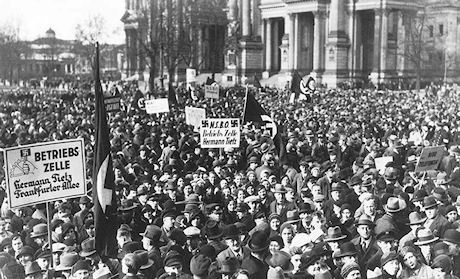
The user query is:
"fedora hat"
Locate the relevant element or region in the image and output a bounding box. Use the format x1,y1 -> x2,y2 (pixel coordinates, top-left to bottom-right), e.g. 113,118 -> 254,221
134,250 -> 154,270
79,238 -> 96,257
216,257 -> 240,274
118,199 -> 137,211
442,229 -> 460,245
335,242 -> 358,258
414,228 -> 439,246
412,189 -> 428,202
55,252 -> 79,271
24,261 -> 42,276
177,193 -> 202,205
285,210 -> 300,224
182,203 -> 199,214
384,197 -> 406,213
248,231 -> 269,252
222,224 -> 239,240
16,246 -> 34,259
422,196 -> 438,210
273,184 -> 287,194
203,220 -> 223,240
30,223 -> 48,238
432,187 -> 449,203
79,196 -> 92,204
406,212 -> 427,226
356,215 -> 376,227
267,251 -> 293,271
384,168 -> 398,180
324,226 -> 347,242
140,225 -> 162,242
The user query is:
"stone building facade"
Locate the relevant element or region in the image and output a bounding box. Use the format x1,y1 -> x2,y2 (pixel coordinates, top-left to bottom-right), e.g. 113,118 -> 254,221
123,0 -> 460,88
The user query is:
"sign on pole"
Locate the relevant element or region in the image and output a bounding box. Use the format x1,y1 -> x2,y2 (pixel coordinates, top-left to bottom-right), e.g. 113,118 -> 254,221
104,96 -> 121,113
185,106 -> 206,131
375,156 -> 393,175
186,68 -> 196,91
3,139 -> 87,209
205,85 -> 219,99
415,146 -> 445,173
145,98 -> 170,114
200,118 -> 240,148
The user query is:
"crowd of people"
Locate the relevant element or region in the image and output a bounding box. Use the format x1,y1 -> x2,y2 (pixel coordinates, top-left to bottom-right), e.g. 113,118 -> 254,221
0,80 -> 460,279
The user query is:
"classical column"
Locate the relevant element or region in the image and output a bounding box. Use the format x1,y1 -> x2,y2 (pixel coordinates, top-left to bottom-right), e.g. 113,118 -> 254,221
293,13 -> 299,69
242,0 -> 251,37
380,10 -> 389,75
313,11 -> 327,74
288,13 -> 296,70
266,19 -> 272,72
273,20 -> 279,70
372,9 -> 382,73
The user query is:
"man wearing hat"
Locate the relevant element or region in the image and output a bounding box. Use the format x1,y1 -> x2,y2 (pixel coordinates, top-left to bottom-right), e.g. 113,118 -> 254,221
160,250 -> 192,279
367,231 -> 398,271
139,225 -> 163,271
269,184 -> 297,224
375,197 -> 408,238
71,259 -> 92,279
293,160 -> 311,195
399,212 -> 426,248
442,229 -> 460,276
217,224 -> 251,266
203,220 -> 227,255
423,196 -> 452,238
160,209 -> 177,245
352,215 -> 379,269
184,226 -> 201,254
241,231 -> 270,279
30,223 -> 49,252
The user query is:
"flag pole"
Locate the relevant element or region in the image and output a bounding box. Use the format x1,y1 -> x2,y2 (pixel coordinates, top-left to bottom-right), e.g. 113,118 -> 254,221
242,85 -> 249,123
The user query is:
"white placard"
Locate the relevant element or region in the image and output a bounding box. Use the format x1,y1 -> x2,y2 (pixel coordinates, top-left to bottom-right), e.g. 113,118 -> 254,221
145,98 -> 170,114
185,106 -> 206,131
200,118 -> 240,148
375,156 -> 393,175
415,146 -> 445,173
186,68 -> 196,84
4,139 -> 87,209
205,85 -> 219,99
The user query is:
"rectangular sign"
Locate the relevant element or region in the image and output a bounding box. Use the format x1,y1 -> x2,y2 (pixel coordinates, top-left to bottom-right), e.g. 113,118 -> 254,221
415,146 -> 445,173
205,85 -> 219,99
145,98 -> 170,114
200,118 -> 240,148
185,106 -> 206,131
3,139 -> 87,209
104,96 -> 121,113
186,68 -> 196,84
375,156 -> 393,175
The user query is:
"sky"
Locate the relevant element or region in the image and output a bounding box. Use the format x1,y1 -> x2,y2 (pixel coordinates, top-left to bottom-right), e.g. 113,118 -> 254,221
0,0 -> 126,44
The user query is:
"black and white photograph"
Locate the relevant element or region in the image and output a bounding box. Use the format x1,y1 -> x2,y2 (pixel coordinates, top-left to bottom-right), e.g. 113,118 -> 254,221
0,0 -> 459,279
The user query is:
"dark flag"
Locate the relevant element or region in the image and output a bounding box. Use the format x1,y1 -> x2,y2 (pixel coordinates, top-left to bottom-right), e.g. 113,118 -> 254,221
254,75 -> 262,89
92,42 -> 118,258
291,70 -> 313,102
205,76 -> 214,85
242,88 -> 277,139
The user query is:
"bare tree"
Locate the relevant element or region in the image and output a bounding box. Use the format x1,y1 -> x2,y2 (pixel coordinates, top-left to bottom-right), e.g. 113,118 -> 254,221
0,23 -> 27,83
398,9 -> 444,91
74,14 -> 107,71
